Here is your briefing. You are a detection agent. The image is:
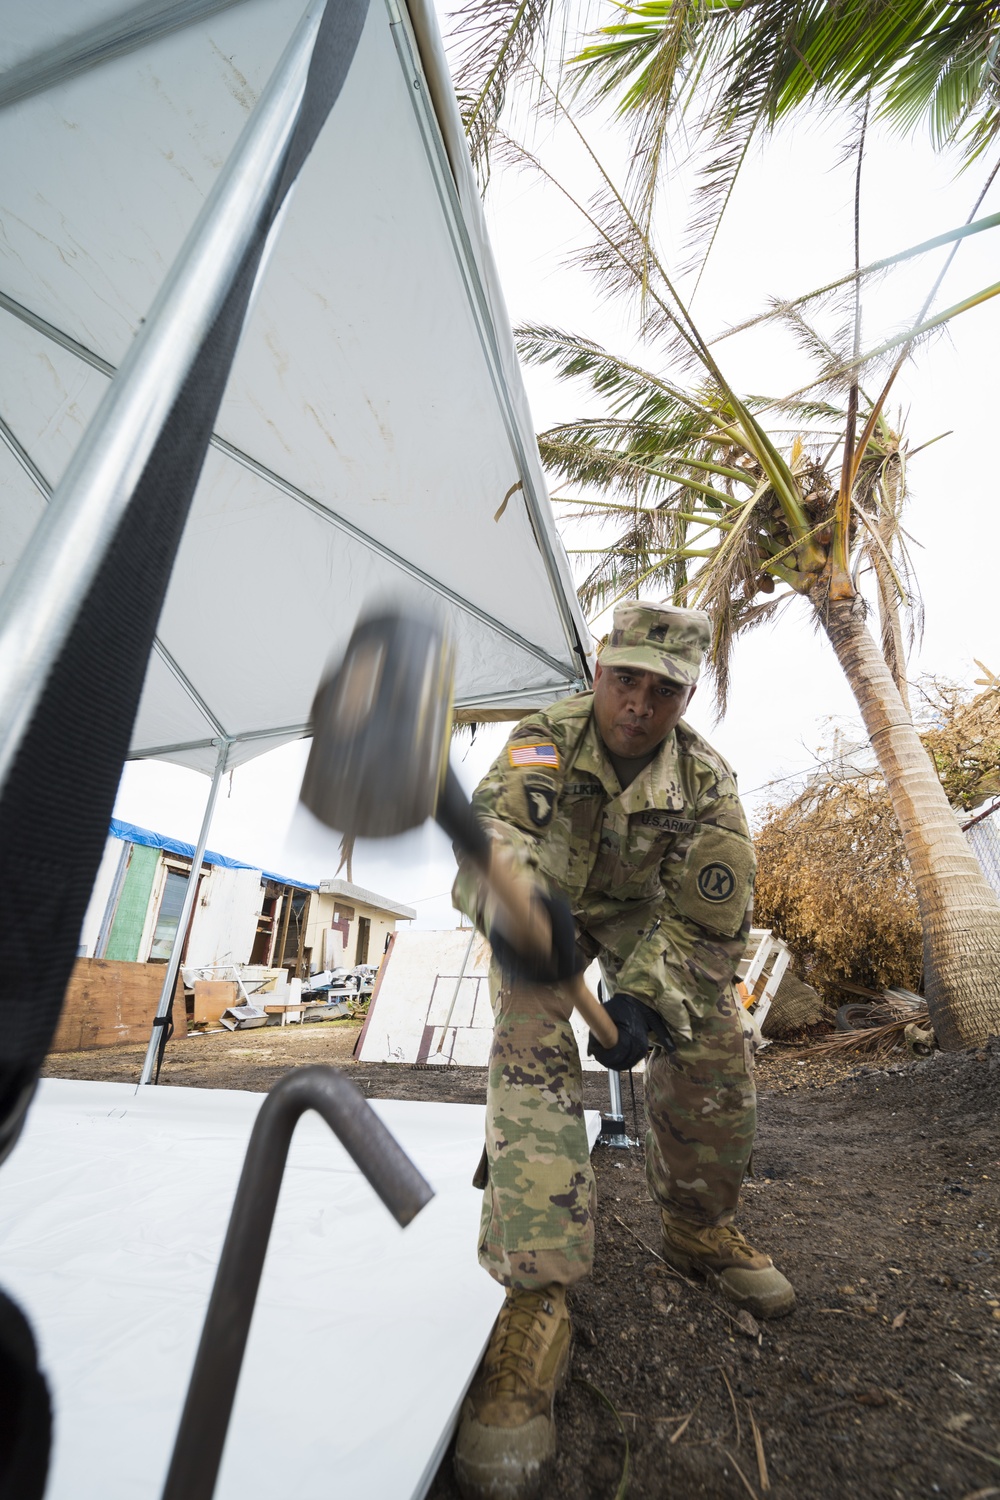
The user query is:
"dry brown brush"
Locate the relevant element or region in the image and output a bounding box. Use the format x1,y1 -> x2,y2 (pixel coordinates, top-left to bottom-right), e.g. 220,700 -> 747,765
754,774 -> 923,1003
753,683 -> 1000,1004
918,677 -> 1000,810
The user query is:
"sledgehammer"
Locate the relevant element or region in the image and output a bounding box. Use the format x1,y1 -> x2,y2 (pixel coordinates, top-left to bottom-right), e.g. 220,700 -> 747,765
299,611 -> 618,1051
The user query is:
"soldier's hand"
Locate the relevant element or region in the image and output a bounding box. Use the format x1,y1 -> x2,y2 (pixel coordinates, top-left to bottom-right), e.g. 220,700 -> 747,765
488,889 -> 585,984
587,992 -> 672,1071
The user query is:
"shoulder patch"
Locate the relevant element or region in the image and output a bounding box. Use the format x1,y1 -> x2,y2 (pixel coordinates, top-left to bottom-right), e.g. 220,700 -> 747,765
674,826 -> 755,937
508,742 -> 560,770
523,776 -> 557,828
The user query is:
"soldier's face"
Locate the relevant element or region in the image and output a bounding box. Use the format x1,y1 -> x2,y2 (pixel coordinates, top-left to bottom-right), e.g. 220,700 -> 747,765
592,663 -> 694,757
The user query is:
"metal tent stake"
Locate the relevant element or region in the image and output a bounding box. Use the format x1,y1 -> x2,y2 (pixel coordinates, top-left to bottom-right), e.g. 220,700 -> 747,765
160,1066 -> 433,1500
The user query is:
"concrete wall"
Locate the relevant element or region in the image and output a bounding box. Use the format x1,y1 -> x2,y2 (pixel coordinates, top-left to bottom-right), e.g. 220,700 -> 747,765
304,893 -> 402,972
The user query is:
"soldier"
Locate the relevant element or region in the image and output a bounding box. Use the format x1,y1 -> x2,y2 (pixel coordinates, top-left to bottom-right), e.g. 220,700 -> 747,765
451,600 -> 794,1500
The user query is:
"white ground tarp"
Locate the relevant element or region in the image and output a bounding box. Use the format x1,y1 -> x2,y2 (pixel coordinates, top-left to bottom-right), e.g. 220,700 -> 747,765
0,0 -> 592,775
0,1080 -> 599,1498
358,929 -> 606,1070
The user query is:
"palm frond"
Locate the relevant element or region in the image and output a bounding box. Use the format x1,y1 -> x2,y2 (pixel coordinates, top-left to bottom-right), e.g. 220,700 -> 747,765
448,0 -> 554,185
710,205 -> 1000,349
515,323 -> 714,424
777,274 -> 1000,404
566,0 -> 1000,291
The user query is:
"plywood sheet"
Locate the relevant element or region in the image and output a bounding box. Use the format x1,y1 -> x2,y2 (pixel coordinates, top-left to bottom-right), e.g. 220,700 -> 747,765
50,959 -> 184,1052
0,1080 -> 600,1500
193,979 -> 239,1028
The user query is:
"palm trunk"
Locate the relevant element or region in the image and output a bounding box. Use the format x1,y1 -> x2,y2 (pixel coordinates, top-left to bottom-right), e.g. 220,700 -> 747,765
874,456 -> 910,713
821,593 -> 1000,1049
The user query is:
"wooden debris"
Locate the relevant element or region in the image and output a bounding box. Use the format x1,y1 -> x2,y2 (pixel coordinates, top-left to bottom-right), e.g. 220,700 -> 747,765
941,1433 -> 1000,1469
717,1366 -> 742,1446
668,1402 -> 700,1445
748,1403 -> 771,1492
611,1213 -> 693,1281
718,1443 -> 762,1500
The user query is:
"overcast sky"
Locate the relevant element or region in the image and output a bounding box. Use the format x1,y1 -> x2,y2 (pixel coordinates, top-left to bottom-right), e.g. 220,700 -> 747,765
112,6 -> 999,929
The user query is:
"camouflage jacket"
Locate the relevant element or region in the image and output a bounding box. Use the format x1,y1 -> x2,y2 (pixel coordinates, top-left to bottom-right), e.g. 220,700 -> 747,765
453,692 -> 755,1041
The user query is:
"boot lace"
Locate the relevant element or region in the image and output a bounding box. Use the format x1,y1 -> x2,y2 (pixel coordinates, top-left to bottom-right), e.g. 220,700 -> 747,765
483,1292 -> 555,1397
707,1224 -> 755,1260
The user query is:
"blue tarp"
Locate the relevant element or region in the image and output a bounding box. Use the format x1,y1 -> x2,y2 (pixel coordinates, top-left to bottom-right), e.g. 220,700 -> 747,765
108,820 -> 317,891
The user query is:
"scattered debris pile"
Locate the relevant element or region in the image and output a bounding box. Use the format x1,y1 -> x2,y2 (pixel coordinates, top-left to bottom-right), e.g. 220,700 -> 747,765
806,987 -> 930,1057
181,963 -> 377,1032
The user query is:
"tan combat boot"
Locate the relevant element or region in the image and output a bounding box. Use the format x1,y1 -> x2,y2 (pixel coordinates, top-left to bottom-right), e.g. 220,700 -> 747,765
660,1212 -> 796,1319
454,1284 -> 571,1500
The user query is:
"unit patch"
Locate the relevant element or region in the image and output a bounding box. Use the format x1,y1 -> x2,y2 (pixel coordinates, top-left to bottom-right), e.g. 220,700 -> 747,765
523,777 -> 556,828
674,826 -> 755,937
508,742 -> 560,770
696,861 -> 737,902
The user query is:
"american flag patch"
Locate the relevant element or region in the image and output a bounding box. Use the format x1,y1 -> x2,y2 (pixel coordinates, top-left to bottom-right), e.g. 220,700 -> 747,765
508,742 -> 560,770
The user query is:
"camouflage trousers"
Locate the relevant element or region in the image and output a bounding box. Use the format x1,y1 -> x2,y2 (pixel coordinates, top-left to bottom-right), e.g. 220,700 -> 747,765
476,972 -> 756,1291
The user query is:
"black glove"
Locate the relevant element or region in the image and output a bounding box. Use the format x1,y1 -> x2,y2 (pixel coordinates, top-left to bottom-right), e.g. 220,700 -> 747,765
488,890 -> 586,984
587,992 -> 673,1071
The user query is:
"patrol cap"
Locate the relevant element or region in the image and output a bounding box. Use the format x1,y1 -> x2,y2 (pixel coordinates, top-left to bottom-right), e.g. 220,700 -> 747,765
598,600 -> 711,686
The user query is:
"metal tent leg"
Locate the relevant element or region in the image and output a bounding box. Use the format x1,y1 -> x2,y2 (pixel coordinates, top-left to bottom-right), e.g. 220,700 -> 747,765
599,1069 -> 630,1148
138,740 -> 228,1086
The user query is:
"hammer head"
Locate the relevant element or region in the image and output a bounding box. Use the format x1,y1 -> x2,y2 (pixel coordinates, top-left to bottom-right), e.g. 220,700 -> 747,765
300,611 -> 454,839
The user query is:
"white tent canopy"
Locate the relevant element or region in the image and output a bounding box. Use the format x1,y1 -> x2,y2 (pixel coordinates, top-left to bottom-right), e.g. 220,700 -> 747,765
0,0 -> 593,778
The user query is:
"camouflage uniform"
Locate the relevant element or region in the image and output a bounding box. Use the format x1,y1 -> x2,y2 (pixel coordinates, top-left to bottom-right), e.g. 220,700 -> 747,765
454,609 -> 757,1292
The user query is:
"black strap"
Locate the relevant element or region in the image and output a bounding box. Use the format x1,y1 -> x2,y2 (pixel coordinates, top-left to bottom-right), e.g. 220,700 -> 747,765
0,1288 -> 51,1499
0,0 -> 371,1138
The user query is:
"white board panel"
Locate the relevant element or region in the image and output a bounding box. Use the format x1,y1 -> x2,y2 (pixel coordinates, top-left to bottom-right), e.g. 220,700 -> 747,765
358,929 -> 605,1070
0,1079 -> 599,1499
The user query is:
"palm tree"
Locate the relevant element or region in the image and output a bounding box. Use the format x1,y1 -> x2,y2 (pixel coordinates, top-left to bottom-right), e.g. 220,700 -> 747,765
522,317 -> 1000,1047
501,101 -> 1000,1047
447,0 -> 1000,352
443,8 -> 1000,1043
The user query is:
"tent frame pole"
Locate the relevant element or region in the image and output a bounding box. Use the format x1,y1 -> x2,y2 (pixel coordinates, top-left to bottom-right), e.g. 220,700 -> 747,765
0,0 -> 249,114
138,740 -> 229,1086
0,0 -> 326,798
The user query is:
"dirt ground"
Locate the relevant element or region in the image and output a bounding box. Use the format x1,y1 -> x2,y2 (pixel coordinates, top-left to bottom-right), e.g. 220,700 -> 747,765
43,1026 -> 1000,1500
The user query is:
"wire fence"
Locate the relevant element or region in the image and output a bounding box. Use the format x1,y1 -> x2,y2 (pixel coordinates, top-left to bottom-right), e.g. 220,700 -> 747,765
965,802 -> 1000,898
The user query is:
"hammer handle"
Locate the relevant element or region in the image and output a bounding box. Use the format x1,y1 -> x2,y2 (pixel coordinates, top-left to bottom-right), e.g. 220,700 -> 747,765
436,769 -> 618,1053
